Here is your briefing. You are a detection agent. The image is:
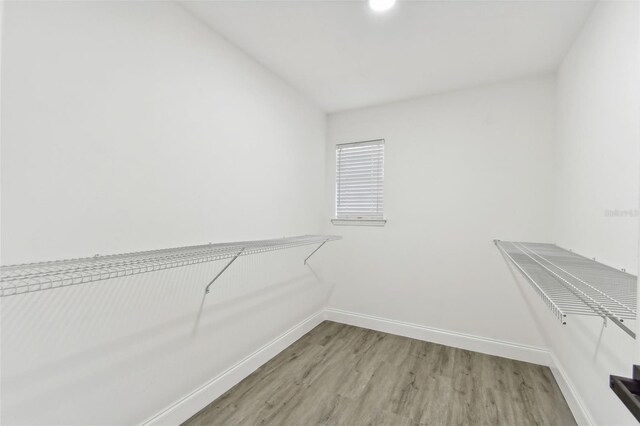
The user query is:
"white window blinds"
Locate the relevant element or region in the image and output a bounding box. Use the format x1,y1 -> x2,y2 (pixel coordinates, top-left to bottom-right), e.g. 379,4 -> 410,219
335,140 -> 385,222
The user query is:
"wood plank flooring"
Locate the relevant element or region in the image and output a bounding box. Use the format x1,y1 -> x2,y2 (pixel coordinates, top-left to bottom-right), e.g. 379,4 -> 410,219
184,321 -> 576,426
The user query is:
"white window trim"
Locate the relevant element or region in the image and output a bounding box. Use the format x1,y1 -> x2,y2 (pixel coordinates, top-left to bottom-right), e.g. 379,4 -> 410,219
333,139 -> 386,227
331,218 -> 387,226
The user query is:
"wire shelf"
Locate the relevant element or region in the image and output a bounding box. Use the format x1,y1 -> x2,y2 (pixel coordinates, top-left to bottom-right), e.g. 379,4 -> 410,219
0,235 -> 341,297
495,240 -> 637,338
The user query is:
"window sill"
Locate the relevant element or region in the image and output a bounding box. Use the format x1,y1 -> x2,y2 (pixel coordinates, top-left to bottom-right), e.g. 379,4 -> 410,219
331,219 -> 387,227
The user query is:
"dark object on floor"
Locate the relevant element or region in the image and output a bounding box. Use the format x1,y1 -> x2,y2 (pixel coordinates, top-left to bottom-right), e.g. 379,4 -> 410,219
610,365 -> 640,423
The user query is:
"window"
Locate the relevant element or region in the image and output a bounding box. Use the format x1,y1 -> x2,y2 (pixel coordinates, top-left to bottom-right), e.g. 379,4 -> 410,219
332,139 -> 386,226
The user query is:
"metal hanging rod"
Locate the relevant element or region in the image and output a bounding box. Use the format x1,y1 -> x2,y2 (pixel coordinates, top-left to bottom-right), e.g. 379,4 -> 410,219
0,235 -> 341,297
495,240 -> 636,338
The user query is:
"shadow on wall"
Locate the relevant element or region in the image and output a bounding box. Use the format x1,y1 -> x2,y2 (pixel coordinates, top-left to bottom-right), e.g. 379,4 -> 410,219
500,248 -> 633,367
1,246 -> 333,424
498,245 -> 636,424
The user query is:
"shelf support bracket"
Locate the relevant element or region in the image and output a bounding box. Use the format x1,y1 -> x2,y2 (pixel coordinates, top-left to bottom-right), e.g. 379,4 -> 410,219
205,247 -> 244,295
304,240 -> 328,265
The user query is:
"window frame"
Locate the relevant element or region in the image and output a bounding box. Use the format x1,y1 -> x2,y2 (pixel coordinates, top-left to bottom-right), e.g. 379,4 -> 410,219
332,139 -> 386,227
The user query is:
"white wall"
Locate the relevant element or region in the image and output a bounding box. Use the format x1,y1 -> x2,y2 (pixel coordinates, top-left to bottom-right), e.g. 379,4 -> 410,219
1,1 -> 327,265
542,1 -> 640,424
0,0 -> 5,419
324,76 -> 555,349
554,1 -> 640,276
0,1 -> 330,424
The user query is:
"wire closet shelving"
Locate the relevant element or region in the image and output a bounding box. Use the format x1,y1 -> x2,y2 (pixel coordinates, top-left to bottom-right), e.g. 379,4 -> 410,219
495,240 -> 637,338
0,235 -> 341,298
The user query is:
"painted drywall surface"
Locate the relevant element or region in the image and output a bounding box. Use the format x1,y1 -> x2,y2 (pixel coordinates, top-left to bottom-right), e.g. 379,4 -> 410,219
324,77 -> 554,349
547,1 -> 640,424
1,1 -> 326,265
0,0 -> 4,419
0,2 -> 330,424
554,1 -> 640,276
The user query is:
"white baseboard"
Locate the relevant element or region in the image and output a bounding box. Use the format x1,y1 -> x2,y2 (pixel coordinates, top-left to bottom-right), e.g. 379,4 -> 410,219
141,310 -> 325,426
325,308 -> 552,366
142,307 -> 592,426
548,353 -> 595,426
325,308 -> 593,426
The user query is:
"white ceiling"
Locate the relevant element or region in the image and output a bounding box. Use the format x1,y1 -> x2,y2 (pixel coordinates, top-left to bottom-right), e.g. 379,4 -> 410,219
183,0 -> 595,112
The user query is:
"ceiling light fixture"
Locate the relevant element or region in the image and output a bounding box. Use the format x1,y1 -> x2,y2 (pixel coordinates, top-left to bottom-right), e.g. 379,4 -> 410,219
368,0 -> 396,13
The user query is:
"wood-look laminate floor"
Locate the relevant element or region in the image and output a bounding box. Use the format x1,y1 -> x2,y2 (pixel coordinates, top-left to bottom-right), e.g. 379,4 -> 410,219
184,321 -> 576,426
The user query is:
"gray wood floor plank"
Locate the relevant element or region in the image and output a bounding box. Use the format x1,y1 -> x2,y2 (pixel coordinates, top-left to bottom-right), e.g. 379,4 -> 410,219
183,321 -> 576,426
414,374 -> 453,425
